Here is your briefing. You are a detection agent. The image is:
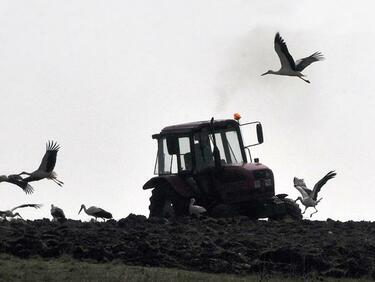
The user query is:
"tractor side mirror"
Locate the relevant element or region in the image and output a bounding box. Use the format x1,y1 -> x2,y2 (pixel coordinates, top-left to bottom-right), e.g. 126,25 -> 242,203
256,123 -> 264,144
166,135 -> 179,155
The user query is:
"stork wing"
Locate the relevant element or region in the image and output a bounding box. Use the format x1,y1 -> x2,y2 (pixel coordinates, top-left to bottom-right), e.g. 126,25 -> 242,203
52,207 -> 65,218
37,141 -> 60,173
92,207 -> 112,218
7,175 -> 34,194
11,204 -> 42,212
295,52 -> 324,72
293,178 -> 313,194
56,207 -> 65,215
274,33 -> 296,70
311,171 -> 336,200
59,208 -> 66,218
88,206 -> 102,213
294,185 -> 310,198
97,207 -> 110,214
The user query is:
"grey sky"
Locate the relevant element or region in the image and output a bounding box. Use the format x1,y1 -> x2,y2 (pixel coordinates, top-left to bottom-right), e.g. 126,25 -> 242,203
0,1 -> 374,221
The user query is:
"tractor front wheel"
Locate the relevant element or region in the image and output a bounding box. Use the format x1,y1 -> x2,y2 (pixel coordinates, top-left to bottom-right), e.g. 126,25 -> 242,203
283,198 -> 303,220
269,198 -> 302,221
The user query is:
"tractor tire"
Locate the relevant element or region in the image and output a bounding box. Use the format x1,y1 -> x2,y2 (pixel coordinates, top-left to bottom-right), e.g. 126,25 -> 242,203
283,198 -> 303,220
149,183 -> 188,218
269,198 -> 302,221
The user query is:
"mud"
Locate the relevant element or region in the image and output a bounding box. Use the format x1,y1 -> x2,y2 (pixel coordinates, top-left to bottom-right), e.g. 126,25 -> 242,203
0,215 -> 374,279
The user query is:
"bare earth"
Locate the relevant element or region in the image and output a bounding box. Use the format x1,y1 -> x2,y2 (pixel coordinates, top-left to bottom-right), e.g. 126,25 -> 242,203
0,215 -> 374,279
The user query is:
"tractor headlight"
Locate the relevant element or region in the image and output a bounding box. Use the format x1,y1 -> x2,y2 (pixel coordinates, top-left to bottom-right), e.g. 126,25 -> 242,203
264,179 -> 273,187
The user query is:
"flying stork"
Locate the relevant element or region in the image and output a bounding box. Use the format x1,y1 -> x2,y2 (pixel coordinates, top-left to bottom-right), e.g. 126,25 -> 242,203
0,204 -> 42,220
51,204 -> 66,222
188,198 -> 207,217
294,171 -> 336,217
18,141 -> 64,187
0,174 -> 34,194
261,32 -> 324,83
78,204 -> 112,221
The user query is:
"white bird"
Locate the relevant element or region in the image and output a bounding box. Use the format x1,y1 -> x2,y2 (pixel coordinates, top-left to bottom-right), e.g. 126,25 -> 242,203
294,171 -> 336,217
261,32 -> 324,83
0,204 -> 42,220
78,204 -> 112,221
188,198 -> 207,217
0,174 -> 34,194
51,204 -> 66,222
18,141 -> 64,187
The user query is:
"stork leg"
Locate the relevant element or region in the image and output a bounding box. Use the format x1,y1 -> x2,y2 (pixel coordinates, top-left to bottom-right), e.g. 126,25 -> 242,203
298,76 -> 310,83
310,207 -> 318,218
51,178 -> 64,187
302,206 -> 308,214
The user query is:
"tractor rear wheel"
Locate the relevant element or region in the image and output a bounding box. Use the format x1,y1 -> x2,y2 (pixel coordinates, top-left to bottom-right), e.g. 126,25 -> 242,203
149,183 -> 188,218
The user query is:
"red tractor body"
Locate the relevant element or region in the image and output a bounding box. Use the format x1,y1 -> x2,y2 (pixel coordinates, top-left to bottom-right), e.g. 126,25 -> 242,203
143,118 -> 301,219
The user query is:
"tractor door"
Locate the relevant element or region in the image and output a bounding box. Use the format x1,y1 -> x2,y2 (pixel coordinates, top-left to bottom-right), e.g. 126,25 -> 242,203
154,135 -> 194,175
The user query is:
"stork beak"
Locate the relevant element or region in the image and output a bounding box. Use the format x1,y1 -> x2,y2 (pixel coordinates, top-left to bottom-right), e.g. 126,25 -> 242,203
261,71 -> 268,76
78,207 -> 83,215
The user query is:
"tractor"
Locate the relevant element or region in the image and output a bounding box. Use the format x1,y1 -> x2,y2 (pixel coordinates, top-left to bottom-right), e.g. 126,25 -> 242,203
143,115 -> 301,220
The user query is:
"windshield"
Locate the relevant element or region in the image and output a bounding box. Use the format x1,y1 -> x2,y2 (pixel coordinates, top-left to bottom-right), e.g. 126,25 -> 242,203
154,128 -> 244,175
194,128 -> 244,171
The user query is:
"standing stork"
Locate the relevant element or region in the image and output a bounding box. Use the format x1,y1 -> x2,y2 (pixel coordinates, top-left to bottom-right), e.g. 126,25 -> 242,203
0,174 -> 34,194
261,32 -> 324,83
188,198 -> 207,217
294,171 -> 336,217
78,204 -> 112,221
0,204 -> 42,220
51,204 -> 66,222
18,141 -> 64,187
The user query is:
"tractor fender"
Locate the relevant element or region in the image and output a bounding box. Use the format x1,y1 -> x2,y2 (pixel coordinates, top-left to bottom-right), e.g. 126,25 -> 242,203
143,176 -> 195,198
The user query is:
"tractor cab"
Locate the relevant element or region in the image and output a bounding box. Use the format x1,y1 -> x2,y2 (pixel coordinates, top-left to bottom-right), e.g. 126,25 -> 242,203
152,118 -> 263,176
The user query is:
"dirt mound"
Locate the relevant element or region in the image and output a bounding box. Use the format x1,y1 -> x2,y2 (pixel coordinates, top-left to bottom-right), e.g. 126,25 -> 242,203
0,215 -> 374,279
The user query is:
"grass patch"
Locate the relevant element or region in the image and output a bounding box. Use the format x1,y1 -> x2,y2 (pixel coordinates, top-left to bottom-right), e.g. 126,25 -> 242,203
0,254 -> 372,282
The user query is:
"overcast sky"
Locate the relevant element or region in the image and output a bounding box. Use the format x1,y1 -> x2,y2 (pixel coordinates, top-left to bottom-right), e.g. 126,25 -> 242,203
0,1 -> 374,221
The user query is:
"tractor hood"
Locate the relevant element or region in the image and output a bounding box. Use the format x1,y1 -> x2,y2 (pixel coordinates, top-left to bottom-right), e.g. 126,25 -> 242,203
214,162 -> 275,204
216,162 -> 272,184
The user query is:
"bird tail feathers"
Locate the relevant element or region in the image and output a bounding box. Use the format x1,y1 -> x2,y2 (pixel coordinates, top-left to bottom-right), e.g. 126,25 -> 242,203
24,184 -> 34,194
